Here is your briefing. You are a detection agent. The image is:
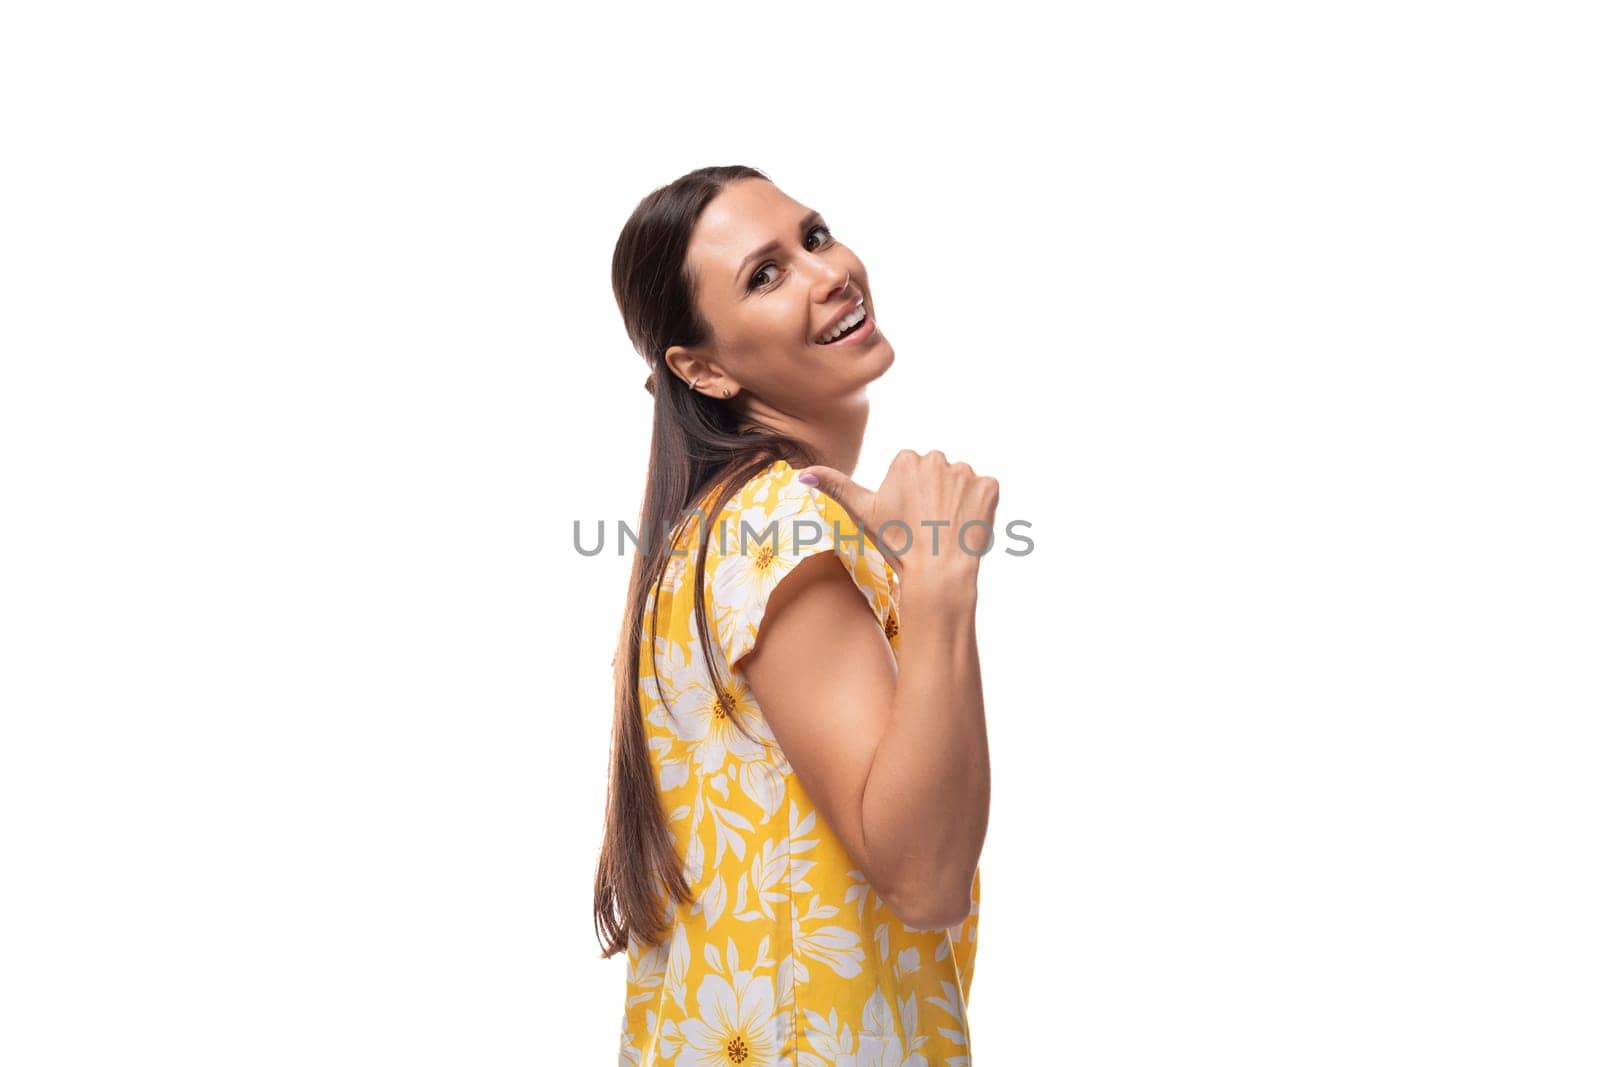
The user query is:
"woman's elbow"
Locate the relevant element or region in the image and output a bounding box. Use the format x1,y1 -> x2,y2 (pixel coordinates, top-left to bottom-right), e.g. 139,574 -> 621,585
885,884 -> 974,931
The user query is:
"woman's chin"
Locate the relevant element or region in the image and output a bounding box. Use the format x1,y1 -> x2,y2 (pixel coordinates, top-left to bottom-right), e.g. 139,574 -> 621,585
863,337 -> 895,380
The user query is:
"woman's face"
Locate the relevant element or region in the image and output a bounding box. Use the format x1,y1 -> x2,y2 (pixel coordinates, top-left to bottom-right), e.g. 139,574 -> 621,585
666,178 -> 894,419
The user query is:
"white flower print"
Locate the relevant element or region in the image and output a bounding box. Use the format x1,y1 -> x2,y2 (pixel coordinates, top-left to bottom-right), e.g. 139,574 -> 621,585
804,989 -> 930,1067
664,921 -> 691,1016
738,759 -> 786,824
694,873 -> 727,931
651,631 -> 770,775
793,894 -> 866,982
659,535 -> 691,596
788,801 -> 820,894
618,1009 -> 643,1067
625,932 -> 670,1009
799,1006 -> 855,1067
678,971 -> 780,1066
707,793 -> 754,868
925,979 -> 968,1047
839,988 -> 928,1067
843,868 -> 885,921
733,835 -> 790,923
895,993 -> 930,1063
711,494 -> 837,665
683,826 -> 706,887
650,734 -> 690,792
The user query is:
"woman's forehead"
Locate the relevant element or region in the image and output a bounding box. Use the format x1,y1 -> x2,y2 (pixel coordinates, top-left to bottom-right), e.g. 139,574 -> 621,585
689,181 -> 810,283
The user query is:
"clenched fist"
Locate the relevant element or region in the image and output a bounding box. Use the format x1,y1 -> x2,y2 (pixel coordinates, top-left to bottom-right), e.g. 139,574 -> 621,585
796,450 -> 1000,587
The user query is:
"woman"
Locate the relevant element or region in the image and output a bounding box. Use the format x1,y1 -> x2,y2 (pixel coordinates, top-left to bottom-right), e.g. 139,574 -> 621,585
596,164 -> 996,1065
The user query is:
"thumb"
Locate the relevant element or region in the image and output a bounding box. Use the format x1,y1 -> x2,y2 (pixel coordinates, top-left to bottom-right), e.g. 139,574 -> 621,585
794,464 -> 874,531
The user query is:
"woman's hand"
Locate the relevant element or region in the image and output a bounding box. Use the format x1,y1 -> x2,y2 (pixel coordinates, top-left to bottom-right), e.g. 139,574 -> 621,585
797,450 -> 1000,588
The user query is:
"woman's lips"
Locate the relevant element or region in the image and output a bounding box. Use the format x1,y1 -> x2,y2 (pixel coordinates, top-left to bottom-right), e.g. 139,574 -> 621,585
817,310 -> 877,348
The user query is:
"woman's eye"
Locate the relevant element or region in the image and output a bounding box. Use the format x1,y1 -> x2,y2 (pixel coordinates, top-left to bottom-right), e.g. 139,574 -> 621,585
749,225 -> 835,291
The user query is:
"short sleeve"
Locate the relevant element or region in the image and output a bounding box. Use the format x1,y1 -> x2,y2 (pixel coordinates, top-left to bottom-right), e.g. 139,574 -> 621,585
703,460 -> 898,671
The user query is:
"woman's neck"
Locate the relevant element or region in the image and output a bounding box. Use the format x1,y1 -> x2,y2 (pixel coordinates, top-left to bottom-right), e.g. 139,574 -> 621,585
738,392 -> 869,477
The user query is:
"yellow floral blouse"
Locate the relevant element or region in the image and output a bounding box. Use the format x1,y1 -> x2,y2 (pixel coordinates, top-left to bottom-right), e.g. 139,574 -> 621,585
617,458 -> 981,1066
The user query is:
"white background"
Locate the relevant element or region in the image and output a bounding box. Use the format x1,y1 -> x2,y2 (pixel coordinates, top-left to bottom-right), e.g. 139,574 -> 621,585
3,1 -> 1596,1063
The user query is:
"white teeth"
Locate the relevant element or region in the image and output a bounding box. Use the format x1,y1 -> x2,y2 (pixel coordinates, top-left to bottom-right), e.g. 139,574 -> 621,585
818,302 -> 866,343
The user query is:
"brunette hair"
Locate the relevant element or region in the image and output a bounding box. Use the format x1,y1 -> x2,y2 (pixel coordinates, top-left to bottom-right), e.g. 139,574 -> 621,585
593,165 -> 820,958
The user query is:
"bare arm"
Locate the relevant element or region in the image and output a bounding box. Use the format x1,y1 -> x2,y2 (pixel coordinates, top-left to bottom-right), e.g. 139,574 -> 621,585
739,452 -> 995,929
864,572 -> 988,927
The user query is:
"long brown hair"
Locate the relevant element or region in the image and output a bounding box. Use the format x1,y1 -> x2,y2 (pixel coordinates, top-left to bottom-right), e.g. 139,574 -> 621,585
594,165 -> 821,959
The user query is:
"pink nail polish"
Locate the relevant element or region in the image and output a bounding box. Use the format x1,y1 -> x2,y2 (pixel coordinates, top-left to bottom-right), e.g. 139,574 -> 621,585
797,472 -> 819,486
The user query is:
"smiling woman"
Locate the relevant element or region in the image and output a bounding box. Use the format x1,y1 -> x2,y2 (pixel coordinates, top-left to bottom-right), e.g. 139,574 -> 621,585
597,165 -> 994,1066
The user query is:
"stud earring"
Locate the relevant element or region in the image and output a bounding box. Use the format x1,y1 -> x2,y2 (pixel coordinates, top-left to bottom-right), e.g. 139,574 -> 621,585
689,376 -> 701,390
722,387 -> 730,398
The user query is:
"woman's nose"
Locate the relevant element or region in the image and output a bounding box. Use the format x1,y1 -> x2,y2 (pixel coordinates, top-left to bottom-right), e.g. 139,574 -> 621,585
816,265 -> 852,303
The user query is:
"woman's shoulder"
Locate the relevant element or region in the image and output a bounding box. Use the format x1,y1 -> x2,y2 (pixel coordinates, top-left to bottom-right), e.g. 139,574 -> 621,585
712,457 -> 807,513
703,459 -> 854,555
688,459 -> 833,542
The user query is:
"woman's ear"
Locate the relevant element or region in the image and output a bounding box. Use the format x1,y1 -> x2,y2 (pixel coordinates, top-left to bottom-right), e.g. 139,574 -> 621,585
662,344 -> 702,389
664,344 -> 734,395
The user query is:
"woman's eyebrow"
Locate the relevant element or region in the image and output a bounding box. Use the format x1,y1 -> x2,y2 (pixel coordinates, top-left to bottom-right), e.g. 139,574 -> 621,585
733,210 -> 825,289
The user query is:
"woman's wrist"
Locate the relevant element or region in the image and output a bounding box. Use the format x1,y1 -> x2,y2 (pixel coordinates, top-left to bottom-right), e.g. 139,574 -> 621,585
897,566 -> 980,614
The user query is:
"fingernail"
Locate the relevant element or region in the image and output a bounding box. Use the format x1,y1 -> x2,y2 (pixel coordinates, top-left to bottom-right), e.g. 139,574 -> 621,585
797,472 -> 819,486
